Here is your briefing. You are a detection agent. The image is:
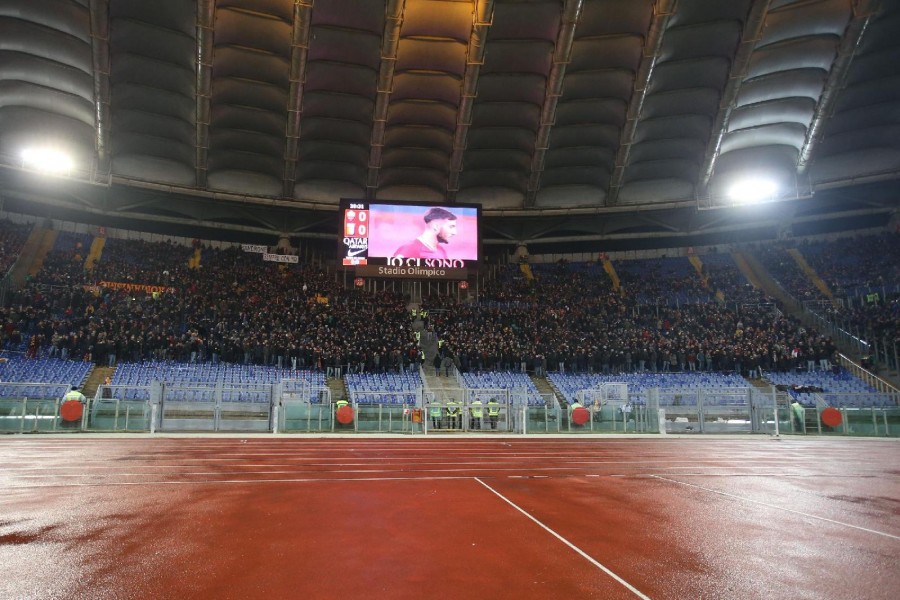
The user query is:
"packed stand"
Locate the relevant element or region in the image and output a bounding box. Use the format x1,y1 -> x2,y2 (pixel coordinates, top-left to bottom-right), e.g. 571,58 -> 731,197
5,238 -> 420,376
424,260 -> 837,381
825,294 -> 900,349
0,233 -> 854,392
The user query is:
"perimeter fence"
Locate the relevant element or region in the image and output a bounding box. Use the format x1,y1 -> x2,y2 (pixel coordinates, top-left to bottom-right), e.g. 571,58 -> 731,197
1,380 -> 898,437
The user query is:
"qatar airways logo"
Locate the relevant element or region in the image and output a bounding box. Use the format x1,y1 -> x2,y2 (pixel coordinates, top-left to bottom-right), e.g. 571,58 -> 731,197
387,257 -> 464,269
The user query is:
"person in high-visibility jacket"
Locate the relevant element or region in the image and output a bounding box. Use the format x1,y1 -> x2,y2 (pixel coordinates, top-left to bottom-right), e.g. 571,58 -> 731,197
486,398 -> 500,430
334,397 -> 352,428
791,399 -> 805,433
569,400 -> 584,426
469,398 -> 483,430
430,403 -> 443,429
446,399 -> 461,429
64,386 -> 86,404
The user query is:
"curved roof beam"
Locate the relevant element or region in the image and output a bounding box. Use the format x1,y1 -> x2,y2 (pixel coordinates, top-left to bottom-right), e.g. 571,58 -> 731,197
282,0 -> 315,197
606,0 -> 675,207
524,0 -> 584,208
89,0 -> 110,183
366,0 -> 406,200
447,0 -> 495,203
698,0 -> 773,193
195,0 -> 215,188
797,0 -> 879,173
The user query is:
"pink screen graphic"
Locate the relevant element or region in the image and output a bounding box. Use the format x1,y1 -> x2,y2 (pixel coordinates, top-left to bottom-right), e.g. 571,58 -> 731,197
366,205 -> 479,261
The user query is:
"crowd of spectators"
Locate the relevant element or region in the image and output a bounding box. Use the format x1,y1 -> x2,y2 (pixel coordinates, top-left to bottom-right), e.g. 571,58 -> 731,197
3,233 -> 420,374
782,232 -> 900,355
2,220 -> 897,380
423,260 -> 837,378
825,294 -> 900,348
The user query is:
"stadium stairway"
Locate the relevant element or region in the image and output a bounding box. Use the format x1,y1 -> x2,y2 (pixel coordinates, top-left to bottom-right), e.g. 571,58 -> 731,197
9,226 -> 57,286
737,252 -> 870,369
602,257 -> 620,291
415,318 -> 439,370
688,255 -> 709,287
327,377 -> 348,404
82,366 -> 114,398
188,247 -> 202,269
85,236 -> 105,271
731,251 -> 765,292
519,262 -> 534,280
421,366 -> 459,409
530,374 -> 563,407
786,248 -> 835,304
28,228 -> 58,276
734,250 -> 796,309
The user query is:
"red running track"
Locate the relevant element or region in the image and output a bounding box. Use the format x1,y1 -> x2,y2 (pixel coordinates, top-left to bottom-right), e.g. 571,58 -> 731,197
0,436 -> 898,599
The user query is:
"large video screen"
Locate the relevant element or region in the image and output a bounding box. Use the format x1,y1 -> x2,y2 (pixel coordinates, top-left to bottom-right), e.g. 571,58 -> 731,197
339,199 -> 480,279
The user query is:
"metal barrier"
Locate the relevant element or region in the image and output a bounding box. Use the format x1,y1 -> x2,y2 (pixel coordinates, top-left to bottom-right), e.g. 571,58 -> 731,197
523,400 -> 660,434
89,384 -> 153,432
652,387 -> 756,434
159,383 -> 273,432
279,401 -> 333,433
4,379 -> 899,437
0,398 -> 67,433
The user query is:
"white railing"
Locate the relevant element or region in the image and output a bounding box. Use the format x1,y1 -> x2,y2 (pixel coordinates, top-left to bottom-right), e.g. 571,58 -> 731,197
838,353 -> 900,396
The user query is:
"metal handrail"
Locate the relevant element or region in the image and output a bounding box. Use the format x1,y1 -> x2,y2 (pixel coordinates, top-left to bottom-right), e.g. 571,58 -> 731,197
837,353 -> 900,395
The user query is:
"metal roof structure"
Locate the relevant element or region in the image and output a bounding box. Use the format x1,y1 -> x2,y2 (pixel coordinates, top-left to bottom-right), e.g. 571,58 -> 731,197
0,0 -> 898,253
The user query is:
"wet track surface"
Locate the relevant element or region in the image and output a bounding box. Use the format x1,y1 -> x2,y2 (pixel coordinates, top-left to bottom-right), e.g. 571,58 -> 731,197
0,436 -> 898,599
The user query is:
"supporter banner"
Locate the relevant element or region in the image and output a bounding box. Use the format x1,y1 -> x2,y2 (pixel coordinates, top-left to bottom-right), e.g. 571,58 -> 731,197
355,265 -> 468,280
99,281 -> 176,294
263,253 -> 299,264
242,244 -> 268,253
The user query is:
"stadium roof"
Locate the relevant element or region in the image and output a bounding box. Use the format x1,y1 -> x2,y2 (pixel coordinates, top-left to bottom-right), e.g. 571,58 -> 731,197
0,0 -> 898,253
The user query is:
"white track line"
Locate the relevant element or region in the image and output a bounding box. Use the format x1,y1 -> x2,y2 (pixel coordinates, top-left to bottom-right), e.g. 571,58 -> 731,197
651,475 -> 900,541
474,477 -> 651,600
8,467 -> 834,480
1,475 -> 475,488
0,457 -> 808,468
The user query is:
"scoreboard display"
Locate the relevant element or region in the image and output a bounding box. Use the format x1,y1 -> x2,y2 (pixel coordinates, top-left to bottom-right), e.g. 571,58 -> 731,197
339,199 -> 480,280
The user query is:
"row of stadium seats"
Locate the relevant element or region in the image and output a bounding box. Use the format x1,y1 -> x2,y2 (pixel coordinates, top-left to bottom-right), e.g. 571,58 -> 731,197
461,372 -> 545,406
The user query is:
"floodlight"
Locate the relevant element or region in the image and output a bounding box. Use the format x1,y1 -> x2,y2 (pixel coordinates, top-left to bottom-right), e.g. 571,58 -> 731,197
727,177 -> 778,204
21,147 -> 74,175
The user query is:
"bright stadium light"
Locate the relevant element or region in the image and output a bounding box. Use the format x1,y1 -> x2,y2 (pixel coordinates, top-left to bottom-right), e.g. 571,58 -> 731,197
727,177 -> 778,204
21,147 -> 74,175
